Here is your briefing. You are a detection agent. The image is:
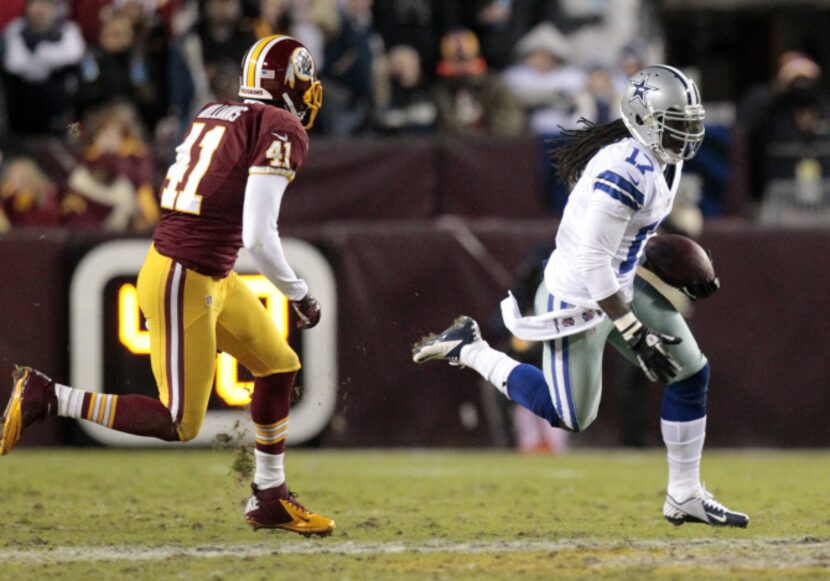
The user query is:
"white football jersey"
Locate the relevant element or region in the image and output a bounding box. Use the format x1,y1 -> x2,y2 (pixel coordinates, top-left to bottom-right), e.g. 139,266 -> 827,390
544,137 -> 683,308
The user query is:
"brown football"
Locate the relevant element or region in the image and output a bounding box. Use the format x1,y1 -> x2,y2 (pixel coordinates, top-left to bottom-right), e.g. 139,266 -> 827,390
644,234 -> 715,287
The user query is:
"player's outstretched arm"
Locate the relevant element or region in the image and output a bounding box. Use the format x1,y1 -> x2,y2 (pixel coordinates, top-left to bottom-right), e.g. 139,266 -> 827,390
242,173 -> 315,310
599,293 -> 681,383
577,192 -> 680,383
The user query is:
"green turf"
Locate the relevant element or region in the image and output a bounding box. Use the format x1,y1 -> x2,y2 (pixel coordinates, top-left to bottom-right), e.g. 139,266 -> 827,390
1,449 -> 829,579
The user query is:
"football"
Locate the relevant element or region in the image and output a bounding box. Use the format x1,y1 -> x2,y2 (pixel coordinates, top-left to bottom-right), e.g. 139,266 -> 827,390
643,234 -> 715,288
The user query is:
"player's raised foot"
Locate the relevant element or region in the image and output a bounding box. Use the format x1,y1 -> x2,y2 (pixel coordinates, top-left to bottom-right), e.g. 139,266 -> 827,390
663,487 -> 749,528
412,316 -> 482,366
1,367 -> 57,456
245,483 -> 335,536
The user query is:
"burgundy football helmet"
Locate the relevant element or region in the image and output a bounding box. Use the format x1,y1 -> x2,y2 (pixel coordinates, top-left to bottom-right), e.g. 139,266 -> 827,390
239,35 -> 323,129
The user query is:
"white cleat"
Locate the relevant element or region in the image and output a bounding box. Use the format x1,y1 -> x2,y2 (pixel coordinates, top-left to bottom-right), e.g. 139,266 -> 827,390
412,316 -> 482,366
663,486 -> 749,528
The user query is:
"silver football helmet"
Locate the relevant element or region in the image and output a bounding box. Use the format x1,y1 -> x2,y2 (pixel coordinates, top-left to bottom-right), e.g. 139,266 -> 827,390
620,65 -> 705,164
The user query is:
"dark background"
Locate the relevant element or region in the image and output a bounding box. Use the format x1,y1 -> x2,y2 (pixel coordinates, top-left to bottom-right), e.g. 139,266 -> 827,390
1,137 -> 828,450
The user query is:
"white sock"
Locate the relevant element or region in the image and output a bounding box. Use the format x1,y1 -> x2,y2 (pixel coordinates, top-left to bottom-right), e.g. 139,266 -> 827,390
54,383 -> 86,419
459,340 -> 520,397
254,450 -> 285,490
662,416 -> 706,501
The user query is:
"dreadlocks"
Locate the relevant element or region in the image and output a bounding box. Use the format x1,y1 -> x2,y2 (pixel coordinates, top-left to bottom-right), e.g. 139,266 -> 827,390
550,118 -> 630,185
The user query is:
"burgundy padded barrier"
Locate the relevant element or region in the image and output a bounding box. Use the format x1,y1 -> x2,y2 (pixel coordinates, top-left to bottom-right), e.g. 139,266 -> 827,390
439,138 -> 546,218
0,229 -> 70,445
286,138 -> 440,222
2,222 -> 830,448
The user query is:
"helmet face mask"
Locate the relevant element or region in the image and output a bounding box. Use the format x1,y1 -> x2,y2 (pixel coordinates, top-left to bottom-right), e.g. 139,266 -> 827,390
620,65 -> 705,164
239,35 -> 323,129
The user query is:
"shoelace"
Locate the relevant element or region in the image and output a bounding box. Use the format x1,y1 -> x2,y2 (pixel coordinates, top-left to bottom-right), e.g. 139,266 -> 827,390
700,486 -> 728,515
285,491 -> 313,516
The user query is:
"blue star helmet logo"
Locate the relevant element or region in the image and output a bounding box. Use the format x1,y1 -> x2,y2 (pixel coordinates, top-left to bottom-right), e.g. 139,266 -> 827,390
629,75 -> 657,106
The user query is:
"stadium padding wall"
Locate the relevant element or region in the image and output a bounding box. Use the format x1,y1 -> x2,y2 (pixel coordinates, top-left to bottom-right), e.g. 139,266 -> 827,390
1,221 -> 829,449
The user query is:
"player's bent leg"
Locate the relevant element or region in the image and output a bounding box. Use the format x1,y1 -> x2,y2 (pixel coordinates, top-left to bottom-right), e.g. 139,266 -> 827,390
0,367 -> 181,455
243,372 -> 335,536
628,276 -> 706,379
505,365 -> 561,428
412,316 -> 553,423
138,247 -> 222,443
217,275 -> 334,535
623,277 -> 749,527
535,286 -> 612,433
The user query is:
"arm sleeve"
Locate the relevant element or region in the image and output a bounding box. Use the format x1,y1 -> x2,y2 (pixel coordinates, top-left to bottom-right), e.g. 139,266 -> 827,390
242,173 -> 308,301
576,194 -> 632,302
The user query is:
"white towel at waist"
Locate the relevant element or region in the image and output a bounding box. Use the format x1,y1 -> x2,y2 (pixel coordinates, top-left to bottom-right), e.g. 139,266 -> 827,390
500,291 -> 606,341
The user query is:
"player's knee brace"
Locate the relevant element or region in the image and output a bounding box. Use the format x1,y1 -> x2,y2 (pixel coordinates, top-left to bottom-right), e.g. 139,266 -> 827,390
662,361 -> 709,421
506,364 -> 561,428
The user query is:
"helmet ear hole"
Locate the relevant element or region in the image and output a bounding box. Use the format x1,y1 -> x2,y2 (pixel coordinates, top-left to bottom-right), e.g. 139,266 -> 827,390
635,114 -> 643,125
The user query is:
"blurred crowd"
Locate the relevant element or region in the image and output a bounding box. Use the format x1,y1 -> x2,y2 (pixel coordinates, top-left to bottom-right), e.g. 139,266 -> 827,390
0,0 -> 666,233
1,0 -> 829,232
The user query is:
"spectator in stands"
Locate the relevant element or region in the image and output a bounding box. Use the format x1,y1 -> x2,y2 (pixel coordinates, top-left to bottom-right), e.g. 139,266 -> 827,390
375,44 -> 436,135
1,0 -> 85,135
252,0 -> 292,38
501,22 -> 585,135
432,28 -> 525,137
737,52 -> 830,225
181,0 -> 256,110
573,65 -> 620,125
61,101 -> 158,232
611,42 -> 646,95
372,0 -> 453,83
251,0 -> 335,69
318,0 -> 381,136
0,156 -> 61,232
77,7 -> 169,133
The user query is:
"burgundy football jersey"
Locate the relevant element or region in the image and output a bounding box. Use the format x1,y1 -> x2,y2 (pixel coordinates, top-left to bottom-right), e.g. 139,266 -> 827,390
153,100 -> 309,276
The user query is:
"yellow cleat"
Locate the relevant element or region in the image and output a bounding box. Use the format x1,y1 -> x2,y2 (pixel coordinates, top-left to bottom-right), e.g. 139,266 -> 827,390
1,366 -> 56,456
245,484 -> 336,537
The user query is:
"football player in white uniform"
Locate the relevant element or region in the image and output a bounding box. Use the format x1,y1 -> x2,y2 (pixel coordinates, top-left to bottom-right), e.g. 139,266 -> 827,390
414,65 -> 748,528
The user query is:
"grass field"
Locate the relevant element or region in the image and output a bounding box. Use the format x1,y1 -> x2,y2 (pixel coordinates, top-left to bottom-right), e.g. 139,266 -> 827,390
1,448 -> 829,579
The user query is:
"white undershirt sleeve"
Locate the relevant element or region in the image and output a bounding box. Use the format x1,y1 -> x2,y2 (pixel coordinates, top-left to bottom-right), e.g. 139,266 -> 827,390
242,173 -> 308,301
576,195 -> 632,302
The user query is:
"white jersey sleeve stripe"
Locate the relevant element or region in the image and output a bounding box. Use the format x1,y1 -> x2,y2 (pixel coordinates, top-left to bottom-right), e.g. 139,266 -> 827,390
595,170 -> 644,205
594,182 -> 639,210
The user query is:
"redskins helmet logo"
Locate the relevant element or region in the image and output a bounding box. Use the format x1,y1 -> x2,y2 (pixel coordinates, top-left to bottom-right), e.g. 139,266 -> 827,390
284,48 -> 315,89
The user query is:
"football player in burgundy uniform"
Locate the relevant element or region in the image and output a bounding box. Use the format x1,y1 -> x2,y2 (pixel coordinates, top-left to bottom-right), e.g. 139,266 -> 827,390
1,35 -> 334,536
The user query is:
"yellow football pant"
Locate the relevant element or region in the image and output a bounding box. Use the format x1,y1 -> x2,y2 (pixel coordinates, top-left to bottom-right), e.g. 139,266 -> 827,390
136,244 -> 300,441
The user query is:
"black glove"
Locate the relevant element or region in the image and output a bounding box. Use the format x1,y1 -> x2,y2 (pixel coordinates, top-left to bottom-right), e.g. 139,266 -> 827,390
616,314 -> 682,383
290,294 -> 321,329
681,277 -> 720,301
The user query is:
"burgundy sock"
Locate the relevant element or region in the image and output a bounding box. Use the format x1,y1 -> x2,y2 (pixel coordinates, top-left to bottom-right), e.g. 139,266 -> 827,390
250,371 -> 296,454
82,393 -> 179,441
